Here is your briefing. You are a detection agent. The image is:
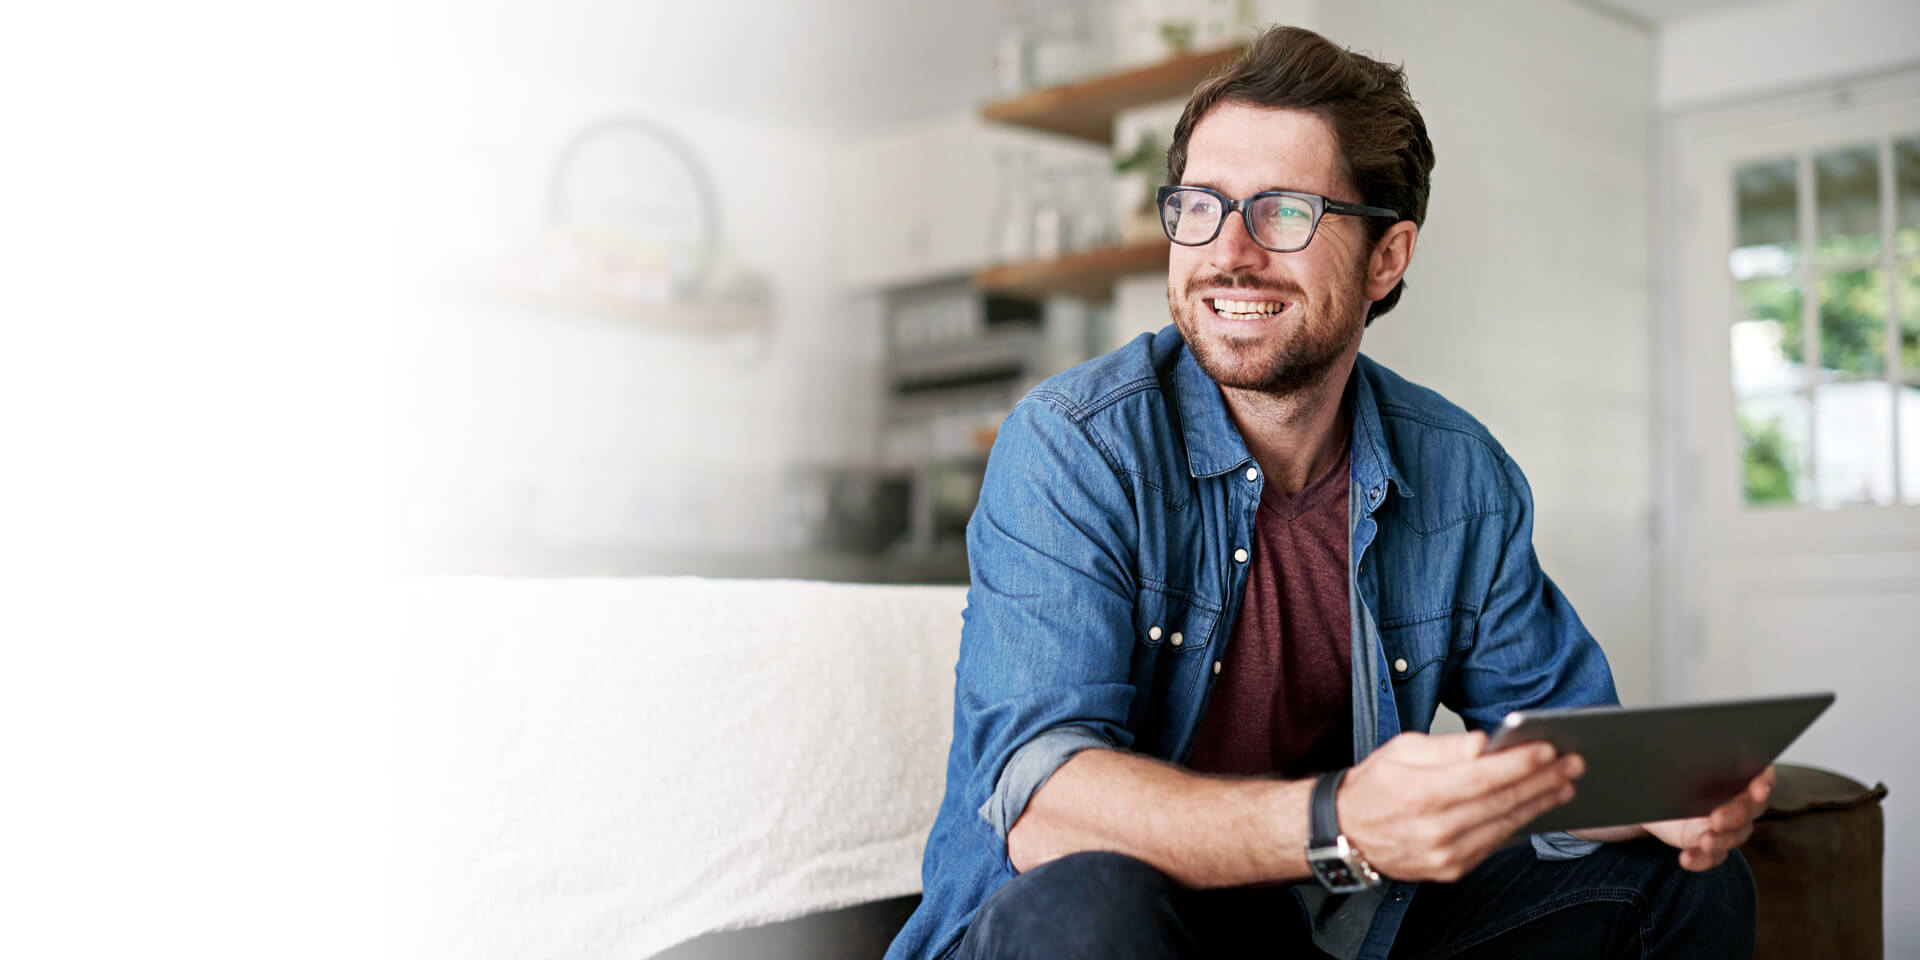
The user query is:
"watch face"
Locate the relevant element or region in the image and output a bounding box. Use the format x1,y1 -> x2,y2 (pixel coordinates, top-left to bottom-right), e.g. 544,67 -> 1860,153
1308,847 -> 1381,894
1312,858 -> 1363,889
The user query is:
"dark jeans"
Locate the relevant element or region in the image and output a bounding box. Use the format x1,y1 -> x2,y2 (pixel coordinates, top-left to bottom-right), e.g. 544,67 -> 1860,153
955,839 -> 1756,959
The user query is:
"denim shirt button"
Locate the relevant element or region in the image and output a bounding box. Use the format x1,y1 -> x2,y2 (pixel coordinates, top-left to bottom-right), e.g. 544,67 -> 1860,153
1233,547 -> 1249,563
1245,466 -> 1258,482
1393,657 -> 1409,674
1169,632 -> 1184,647
1148,625 -> 1162,641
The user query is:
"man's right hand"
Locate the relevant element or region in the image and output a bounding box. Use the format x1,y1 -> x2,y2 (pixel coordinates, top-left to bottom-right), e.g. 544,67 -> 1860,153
1337,730 -> 1583,883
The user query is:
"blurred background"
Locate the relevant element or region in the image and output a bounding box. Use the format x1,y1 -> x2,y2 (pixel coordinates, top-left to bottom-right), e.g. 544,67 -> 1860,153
5,0 -> 1917,956
393,0 -> 1918,700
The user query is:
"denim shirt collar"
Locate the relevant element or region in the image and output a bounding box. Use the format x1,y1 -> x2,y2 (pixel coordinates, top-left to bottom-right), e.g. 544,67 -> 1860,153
1171,344 -> 1413,505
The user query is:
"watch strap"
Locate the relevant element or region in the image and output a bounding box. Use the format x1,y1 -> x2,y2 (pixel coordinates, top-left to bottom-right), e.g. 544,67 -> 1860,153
1310,767 -> 1347,848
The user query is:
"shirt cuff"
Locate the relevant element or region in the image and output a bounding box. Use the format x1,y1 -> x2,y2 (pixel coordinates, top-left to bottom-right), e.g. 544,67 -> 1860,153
1530,830 -> 1605,861
977,724 -> 1114,842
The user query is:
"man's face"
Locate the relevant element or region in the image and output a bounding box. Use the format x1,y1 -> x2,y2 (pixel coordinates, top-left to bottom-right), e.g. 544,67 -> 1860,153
1167,102 -> 1375,396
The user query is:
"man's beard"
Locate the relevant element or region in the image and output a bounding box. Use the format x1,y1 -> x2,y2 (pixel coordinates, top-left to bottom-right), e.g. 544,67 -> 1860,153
1169,264 -> 1367,397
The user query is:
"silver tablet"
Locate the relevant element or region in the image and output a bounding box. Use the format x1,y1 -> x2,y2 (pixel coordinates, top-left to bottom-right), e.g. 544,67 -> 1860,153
1480,692 -> 1835,834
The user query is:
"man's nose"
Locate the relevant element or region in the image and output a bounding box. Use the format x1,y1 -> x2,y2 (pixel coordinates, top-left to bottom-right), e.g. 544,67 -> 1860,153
1207,209 -> 1269,275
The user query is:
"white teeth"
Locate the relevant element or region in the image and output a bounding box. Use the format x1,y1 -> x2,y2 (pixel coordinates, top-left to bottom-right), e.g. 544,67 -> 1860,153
1211,298 -> 1283,316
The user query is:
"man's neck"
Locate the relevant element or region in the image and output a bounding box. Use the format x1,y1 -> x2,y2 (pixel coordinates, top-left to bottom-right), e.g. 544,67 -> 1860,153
1218,353 -> 1357,497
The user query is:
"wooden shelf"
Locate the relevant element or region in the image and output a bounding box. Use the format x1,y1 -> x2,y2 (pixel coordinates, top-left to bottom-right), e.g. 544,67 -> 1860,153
973,241 -> 1168,302
980,45 -> 1245,142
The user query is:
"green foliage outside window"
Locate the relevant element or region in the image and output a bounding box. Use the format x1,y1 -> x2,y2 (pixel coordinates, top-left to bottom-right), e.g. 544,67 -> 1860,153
1737,252 -> 1920,375
1740,413 -> 1799,504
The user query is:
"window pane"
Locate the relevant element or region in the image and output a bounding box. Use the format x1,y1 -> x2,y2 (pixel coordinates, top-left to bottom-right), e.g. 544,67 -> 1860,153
1734,272 -> 1803,374
1897,135 -> 1919,258
1731,317 -> 1799,393
1902,384 -> 1920,504
1735,157 -> 1799,251
1815,143 -> 1881,262
1818,267 -> 1887,376
1902,258 -> 1920,376
1731,161 -> 1805,383
1814,381 -> 1894,507
1737,392 -> 1809,506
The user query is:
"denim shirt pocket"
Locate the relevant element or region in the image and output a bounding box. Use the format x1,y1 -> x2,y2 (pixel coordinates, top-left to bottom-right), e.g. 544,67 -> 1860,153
1379,609 -> 1453,682
1127,581 -> 1221,755
1377,607 -> 1475,730
1132,580 -> 1220,657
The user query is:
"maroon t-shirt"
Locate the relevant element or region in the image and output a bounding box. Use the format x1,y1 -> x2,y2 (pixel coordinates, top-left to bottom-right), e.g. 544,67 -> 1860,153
1185,437 -> 1353,780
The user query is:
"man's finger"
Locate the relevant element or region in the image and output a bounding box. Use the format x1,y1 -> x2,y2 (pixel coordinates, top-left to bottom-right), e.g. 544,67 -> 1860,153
1388,730 -> 1485,766
1451,773 -> 1578,863
1680,847 -> 1719,871
1709,788 -> 1766,832
1696,821 -> 1754,858
1452,743 -> 1572,801
1454,730 -> 1489,760
1684,822 -> 1753,871
1457,757 -> 1581,839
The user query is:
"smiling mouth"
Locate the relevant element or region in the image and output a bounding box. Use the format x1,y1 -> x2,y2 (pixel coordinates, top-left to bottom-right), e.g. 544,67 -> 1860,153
1206,297 -> 1287,320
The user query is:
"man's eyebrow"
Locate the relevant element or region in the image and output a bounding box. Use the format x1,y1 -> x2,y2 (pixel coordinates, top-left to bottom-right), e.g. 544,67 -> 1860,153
1177,180 -> 1323,196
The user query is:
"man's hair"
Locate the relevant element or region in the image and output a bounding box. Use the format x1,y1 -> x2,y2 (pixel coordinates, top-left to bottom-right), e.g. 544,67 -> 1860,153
1166,25 -> 1434,324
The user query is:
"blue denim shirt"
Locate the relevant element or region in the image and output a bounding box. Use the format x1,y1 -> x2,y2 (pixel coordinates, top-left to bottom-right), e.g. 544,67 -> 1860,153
888,326 -> 1618,960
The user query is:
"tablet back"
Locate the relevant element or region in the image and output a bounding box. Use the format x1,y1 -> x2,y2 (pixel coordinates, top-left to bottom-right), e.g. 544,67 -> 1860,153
1483,692 -> 1835,833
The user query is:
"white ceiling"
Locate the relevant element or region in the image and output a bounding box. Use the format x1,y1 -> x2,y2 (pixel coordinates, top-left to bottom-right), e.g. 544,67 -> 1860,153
445,0 -> 1795,135
439,0 -> 1001,137
1583,0 -> 1782,26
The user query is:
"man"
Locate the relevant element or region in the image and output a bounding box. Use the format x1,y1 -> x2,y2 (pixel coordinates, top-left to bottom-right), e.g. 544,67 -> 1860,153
888,25 -> 1767,960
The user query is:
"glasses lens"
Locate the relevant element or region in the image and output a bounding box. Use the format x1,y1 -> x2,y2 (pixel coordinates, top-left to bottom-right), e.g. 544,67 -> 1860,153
1162,189 -> 1224,245
1247,194 -> 1316,251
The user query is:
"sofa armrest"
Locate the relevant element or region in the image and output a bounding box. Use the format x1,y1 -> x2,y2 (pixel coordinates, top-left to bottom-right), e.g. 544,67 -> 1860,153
1743,763 -> 1888,960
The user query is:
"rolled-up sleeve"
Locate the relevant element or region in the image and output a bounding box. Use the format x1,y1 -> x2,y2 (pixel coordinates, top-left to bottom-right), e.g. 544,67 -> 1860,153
1448,451 -> 1619,862
978,724 -> 1112,840
954,397 -> 1141,859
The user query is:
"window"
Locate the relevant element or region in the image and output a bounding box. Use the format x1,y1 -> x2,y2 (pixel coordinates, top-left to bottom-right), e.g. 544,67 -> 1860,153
1729,133 -> 1920,508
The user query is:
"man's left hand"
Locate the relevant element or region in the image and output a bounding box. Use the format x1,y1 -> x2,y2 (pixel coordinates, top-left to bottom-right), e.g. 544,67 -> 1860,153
1643,765 -> 1775,871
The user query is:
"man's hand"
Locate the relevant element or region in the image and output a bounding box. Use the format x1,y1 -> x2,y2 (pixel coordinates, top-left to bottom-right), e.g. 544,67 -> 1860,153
1643,765 -> 1775,871
1338,730 -> 1582,883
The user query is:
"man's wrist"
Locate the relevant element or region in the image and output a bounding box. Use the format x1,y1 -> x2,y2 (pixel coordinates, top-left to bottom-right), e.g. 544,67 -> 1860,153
1306,768 -> 1383,892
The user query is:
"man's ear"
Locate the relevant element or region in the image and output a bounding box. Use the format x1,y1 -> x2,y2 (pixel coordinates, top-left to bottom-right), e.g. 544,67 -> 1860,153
1364,221 -> 1419,302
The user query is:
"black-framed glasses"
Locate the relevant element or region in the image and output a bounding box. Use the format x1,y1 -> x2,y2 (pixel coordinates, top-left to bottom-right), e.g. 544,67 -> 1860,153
1156,185 -> 1400,253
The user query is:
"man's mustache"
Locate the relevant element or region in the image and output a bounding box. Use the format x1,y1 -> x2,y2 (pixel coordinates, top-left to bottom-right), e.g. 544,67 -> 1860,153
1184,275 -> 1305,300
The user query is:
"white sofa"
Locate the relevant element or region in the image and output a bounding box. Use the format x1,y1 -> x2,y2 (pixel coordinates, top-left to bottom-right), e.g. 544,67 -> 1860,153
390,575 -> 1890,959
395,576 -> 968,959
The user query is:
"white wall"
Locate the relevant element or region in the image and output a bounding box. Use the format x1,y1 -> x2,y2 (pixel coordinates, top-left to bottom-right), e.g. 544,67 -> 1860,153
1657,0 -> 1920,110
1316,2 -> 1656,701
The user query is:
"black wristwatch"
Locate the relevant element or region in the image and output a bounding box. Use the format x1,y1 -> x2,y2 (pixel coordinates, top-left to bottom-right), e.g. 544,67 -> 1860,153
1306,768 -> 1383,893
